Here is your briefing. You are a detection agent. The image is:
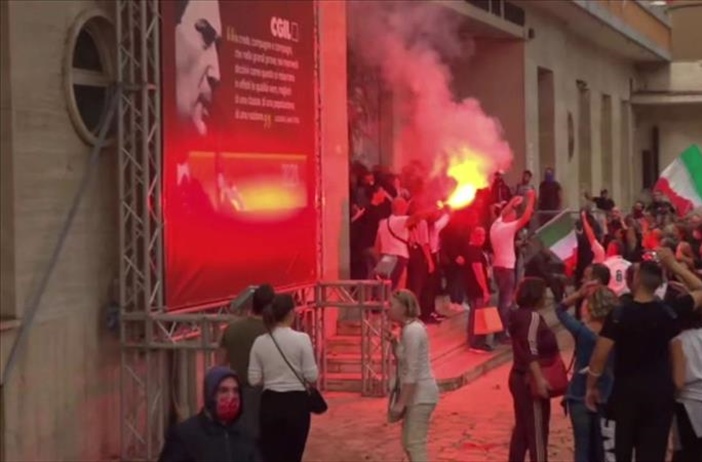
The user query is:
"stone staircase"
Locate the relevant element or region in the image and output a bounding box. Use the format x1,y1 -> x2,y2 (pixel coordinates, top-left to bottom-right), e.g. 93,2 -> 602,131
323,301 -> 568,394
325,308 -> 470,392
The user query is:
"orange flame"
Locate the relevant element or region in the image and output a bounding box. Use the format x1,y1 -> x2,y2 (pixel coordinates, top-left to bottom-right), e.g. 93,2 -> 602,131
444,148 -> 490,209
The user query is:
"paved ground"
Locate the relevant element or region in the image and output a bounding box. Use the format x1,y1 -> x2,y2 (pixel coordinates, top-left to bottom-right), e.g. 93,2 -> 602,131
304,356 -> 575,462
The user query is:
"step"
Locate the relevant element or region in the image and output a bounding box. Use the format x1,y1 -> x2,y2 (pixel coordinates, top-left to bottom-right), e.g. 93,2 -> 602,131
325,353 -> 384,374
326,335 -> 362,355
433,345 -> 514,392
324,372 -> 363,392
337,322 -> 362,336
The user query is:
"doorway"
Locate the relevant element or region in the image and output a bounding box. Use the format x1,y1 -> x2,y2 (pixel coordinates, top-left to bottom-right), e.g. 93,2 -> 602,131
537,67 -> 555,178
601,94 -> 613,192
577,80 -> 592,194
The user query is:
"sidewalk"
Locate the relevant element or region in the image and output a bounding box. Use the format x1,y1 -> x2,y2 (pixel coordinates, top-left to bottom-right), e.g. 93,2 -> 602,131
432,301 -> 566,392
305,321 -> 575,461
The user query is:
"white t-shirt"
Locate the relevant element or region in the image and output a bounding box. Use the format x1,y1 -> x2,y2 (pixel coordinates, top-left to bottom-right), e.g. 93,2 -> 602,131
490,217 -> 520,269
603,256 -> 632,296
248,327 -> 319,392
377,215 -> 410,258
675,328 -> 702,437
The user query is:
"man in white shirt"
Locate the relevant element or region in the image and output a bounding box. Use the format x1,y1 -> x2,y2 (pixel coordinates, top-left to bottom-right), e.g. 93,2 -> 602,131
376,198 -> 412,289
427,210 -> 450,313
489,189 -> 536,341
603,241 -> 632,296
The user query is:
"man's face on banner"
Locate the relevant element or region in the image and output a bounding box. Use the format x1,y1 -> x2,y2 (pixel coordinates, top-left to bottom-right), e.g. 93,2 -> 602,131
175,0 -> 222,136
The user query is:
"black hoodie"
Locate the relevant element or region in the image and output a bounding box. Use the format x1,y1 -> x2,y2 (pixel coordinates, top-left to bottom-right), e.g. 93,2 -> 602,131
158,367 -> 260,462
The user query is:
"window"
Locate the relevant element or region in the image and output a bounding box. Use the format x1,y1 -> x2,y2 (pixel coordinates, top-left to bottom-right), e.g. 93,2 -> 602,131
64,12 -> 115,145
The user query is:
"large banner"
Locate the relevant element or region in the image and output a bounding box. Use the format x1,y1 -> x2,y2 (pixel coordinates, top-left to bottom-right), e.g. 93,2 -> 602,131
161,0 -> 317,309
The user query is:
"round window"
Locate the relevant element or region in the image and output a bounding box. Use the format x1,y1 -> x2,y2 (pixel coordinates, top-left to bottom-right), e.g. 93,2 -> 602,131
64,11 -> 116,145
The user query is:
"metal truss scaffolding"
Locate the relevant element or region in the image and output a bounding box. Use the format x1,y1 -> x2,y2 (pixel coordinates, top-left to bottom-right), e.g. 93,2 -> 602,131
117,0 -> 163,460
116,1 -> 391,461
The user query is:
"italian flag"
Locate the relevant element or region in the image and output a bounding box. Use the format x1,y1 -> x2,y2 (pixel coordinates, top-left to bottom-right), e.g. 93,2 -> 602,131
654,144 -> 702,216
534,211 -> 578,275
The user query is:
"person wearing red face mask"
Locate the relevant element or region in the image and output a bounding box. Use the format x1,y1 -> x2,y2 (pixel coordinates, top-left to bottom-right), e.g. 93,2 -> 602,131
158,366 -> 260,462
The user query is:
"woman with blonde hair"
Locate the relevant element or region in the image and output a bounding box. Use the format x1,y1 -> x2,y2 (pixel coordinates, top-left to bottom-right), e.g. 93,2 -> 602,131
387,289 -> 439,462
557,283 -> 617,462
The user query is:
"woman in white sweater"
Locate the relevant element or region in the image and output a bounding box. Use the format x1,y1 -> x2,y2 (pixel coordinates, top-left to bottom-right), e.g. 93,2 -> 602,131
388,289 -> 440,462
248,294 -> 319,462
670,310 -> 702,461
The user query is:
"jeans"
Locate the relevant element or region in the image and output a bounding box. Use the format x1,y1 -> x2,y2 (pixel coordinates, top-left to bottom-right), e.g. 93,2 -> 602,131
362,247 -> 377,279
493,267 -> 515,334
568,401 -> 604,462
445,265 -> 464,304
402,403 -> 436,462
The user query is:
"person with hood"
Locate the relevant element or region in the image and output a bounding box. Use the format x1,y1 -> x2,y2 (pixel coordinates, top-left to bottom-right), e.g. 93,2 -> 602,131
537,168 -> 562,226
158,366 -> 260,462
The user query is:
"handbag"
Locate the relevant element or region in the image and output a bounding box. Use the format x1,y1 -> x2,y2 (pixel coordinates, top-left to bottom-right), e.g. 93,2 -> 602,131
528,355 -> 568,398
268,331 -> 328,415
473,306 -> 504,335
387,340 -> 404,423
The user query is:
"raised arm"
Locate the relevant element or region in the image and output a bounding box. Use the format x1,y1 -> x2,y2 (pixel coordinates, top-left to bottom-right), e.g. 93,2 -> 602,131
516,189 -> 537,229
657,247 -> 702,309
581,211 -> 605,263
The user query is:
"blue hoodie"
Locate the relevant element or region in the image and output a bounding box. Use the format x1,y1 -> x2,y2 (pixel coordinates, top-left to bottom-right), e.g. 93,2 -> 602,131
203,366 -> 240,419
158,366 -> 260,462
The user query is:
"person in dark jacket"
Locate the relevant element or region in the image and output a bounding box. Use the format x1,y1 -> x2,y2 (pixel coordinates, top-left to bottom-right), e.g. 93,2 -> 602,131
508,277 -> 561,462
158,366 -> 260,462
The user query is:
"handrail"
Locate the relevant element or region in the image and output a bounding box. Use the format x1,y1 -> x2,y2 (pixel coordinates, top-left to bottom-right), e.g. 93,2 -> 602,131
1,85 -> 121,387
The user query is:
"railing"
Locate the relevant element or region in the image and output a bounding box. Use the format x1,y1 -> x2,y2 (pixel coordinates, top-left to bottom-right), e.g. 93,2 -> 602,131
120,279 -> 393,457
315,280 -> 393,397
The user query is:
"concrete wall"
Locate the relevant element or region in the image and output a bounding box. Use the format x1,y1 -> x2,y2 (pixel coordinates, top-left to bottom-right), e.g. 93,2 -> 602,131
453,38 -> 527,186
524,6 -> 638,208
1,0 -> 15,323
634,105 -> 702,177
318,1 -> 349,331
0,1 -> 121,460
670,1 -> 702,61
638,61 -> 702,93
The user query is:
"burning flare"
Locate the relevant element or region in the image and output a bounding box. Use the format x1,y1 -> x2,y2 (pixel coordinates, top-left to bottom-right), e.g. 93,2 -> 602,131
443,148 -> 491,209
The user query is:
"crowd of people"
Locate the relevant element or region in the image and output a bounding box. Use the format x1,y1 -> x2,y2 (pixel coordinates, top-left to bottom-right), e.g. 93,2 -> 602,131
156,161 -> 702,462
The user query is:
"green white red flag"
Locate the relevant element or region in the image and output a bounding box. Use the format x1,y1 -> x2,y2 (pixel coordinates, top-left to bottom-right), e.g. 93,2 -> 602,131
654,144 -> 702,216
533,210 -> 578,275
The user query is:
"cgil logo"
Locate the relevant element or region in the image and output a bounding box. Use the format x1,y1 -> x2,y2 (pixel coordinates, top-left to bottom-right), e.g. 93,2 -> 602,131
270,17 -> 299,42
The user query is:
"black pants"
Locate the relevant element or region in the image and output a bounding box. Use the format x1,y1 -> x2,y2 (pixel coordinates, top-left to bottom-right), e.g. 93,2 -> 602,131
259,390 -> 311,462
509,369 -> 551,462
425,252 -> 443,304
407,247 -> 432,319
611,389 -> 675,462
673,402 -> 702,462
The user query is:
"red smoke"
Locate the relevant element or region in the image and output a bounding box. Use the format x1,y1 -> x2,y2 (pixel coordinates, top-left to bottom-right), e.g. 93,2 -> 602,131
348,1 -> 513,205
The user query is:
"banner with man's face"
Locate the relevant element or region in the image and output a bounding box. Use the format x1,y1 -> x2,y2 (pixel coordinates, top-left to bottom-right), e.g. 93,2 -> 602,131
161,0 -> 317,309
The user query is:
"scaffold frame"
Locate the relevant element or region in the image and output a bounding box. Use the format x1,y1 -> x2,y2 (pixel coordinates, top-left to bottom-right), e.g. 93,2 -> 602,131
116,2 -> 387,461
117,0 -> 164,460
